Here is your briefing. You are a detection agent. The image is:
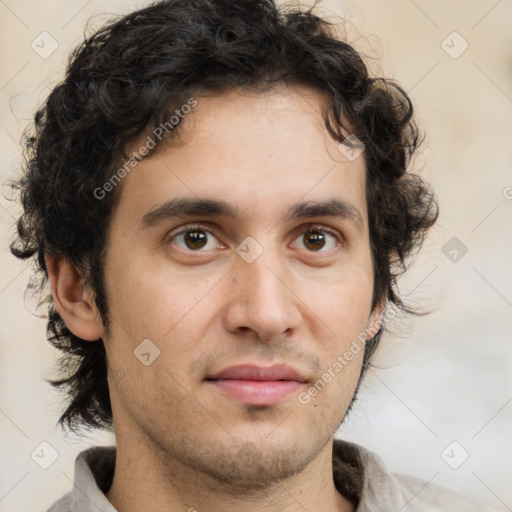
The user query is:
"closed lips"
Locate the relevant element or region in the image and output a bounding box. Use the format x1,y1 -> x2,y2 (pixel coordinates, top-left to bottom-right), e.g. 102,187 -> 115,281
206,364 -> 307,382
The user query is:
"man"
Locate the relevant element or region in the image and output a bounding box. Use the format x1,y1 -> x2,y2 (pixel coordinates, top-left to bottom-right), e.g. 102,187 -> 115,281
9,0 -> 491,510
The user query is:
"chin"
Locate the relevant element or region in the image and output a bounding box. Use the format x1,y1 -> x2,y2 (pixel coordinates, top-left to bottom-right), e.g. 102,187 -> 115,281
194,443 -> 315,491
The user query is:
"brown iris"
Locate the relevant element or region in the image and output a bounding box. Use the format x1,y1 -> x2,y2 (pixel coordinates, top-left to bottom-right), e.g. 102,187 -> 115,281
184,230 -> 208,250
303,230 -> 325,251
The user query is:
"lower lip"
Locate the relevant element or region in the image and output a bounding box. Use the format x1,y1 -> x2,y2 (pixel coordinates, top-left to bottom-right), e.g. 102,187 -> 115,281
208,379 -> 303,406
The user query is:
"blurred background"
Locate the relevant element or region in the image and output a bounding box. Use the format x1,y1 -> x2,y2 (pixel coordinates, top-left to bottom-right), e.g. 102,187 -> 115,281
0,1 -> 511,511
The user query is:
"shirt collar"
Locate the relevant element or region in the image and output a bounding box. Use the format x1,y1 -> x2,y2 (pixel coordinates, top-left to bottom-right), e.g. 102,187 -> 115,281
69,446 -> 117,512
63,439 -> 404,512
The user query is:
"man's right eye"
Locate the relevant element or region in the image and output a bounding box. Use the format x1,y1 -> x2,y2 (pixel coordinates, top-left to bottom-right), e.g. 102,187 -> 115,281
165,223 -> 222,251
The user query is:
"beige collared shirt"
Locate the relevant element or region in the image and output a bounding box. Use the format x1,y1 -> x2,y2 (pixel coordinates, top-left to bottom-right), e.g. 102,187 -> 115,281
46,440 -> 494,511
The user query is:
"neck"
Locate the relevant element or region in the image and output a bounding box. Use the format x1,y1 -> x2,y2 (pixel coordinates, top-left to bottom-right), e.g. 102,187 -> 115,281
106,434 -> 354,512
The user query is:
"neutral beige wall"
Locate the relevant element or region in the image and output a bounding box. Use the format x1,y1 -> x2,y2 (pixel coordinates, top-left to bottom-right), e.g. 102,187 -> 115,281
0,1 -> 510,511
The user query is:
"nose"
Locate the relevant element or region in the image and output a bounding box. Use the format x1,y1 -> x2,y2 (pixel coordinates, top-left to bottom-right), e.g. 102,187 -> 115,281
222,246 -> 302,343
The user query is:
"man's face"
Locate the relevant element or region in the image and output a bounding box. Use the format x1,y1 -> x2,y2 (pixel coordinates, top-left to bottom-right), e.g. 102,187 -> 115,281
100,85 -> 381,485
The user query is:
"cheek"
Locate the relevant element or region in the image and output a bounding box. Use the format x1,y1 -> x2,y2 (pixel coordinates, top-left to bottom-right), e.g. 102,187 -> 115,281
302,260 -> 373,330
297,259 -> 373,389
103,256 -> 225,383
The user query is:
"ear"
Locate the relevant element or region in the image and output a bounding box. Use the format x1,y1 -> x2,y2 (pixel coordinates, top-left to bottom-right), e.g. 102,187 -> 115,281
364,297 -> 387,340
45,255 -> 102,341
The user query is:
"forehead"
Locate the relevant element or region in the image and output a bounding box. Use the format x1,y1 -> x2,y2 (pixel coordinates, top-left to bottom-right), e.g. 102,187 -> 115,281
112,85 -> 368,232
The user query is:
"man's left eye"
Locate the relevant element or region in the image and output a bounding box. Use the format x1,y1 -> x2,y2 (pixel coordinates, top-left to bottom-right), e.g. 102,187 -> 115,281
292,227 -> 340,252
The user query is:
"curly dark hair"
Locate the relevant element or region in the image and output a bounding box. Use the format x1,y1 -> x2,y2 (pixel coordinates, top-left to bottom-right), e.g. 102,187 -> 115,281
8,0 -> 438,434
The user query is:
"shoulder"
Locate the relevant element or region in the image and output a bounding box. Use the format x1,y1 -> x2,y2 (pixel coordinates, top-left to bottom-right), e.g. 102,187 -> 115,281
391,471 -> 493,512
44,445 -> 117,512
333,439 -> 495,512
45,490 -> 72,512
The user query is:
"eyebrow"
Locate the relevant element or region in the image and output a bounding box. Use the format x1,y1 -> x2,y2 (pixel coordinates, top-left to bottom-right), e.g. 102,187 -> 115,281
139,196 -> 364,231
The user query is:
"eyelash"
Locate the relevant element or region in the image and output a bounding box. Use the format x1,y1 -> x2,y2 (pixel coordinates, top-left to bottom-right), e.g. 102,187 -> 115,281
165,222 -> 343,252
